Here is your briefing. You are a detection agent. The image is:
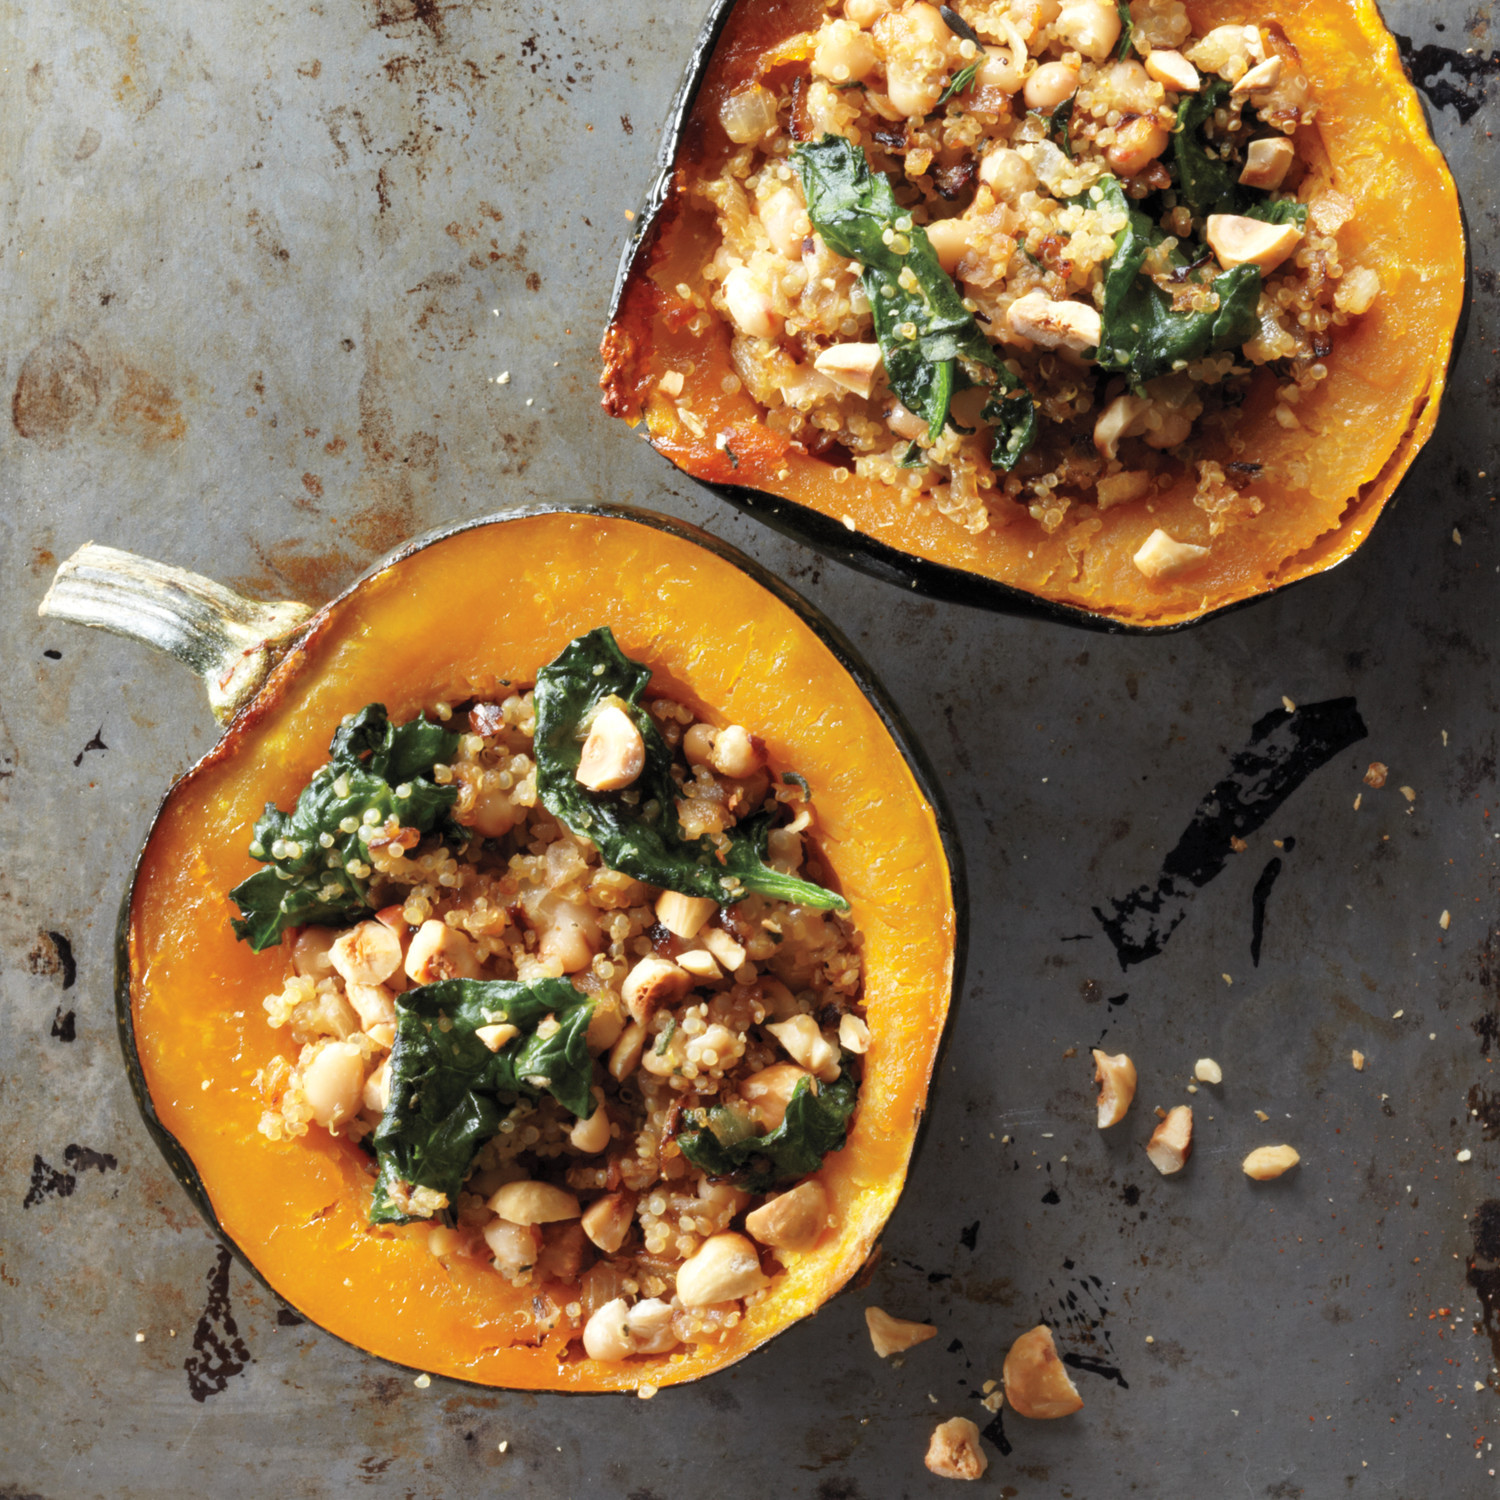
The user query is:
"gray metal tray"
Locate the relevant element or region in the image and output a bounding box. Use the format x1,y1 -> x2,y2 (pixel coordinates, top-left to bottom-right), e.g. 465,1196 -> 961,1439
1,1 -> 1495,1494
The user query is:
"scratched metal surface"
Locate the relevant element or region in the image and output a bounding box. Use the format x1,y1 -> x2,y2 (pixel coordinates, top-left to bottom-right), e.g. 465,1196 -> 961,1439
1,1 -> 1497,1495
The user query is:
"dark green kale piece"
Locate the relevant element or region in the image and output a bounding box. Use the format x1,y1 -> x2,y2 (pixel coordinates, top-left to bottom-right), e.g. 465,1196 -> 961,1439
792,134 -> 1037,463
369,978 -> 595,1225
229,705 -> 461,952
677,1062 -> 859,1190
533,627 -> 847,911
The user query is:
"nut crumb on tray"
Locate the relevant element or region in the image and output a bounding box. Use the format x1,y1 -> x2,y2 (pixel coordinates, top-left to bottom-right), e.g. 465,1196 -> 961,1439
1003,1324 -> 1083,1420
866,1305 -> 938,1358
924,1416 -> 988,1481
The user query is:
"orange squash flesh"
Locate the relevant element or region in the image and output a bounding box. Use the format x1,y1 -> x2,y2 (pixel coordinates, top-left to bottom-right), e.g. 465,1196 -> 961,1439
125,509 -> 960,1390
601,0 -> 1465,629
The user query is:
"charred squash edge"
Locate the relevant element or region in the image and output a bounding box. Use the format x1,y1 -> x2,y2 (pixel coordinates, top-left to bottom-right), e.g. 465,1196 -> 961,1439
114,501 -> 968,1390
603,0 -> 1471,635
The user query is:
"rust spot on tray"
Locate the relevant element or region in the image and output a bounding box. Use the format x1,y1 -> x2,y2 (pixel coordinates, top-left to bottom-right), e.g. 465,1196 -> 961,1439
12,337 -> 103,446
372,0 -> 453,42
110,363 -> 186,446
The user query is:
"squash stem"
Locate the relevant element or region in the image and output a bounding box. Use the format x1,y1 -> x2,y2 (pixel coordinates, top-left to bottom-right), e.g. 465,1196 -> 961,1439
39,543 -> 313,724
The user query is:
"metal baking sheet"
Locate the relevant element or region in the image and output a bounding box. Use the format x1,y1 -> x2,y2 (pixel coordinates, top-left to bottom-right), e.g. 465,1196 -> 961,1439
1,1 -> 1496,1494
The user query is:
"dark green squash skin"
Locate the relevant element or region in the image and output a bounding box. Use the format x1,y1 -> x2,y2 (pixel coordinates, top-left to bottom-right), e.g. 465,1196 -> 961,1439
112,501 -> 969,1385
605,0 -> 1472,636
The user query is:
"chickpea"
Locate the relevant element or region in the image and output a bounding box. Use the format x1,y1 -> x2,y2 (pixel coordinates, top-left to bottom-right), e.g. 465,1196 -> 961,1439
683,721 -> 718,768
1022,61 -> 1079,112
923,217 -> 969,275
301,1041 -> 367,1132
625,1298 -> 679,1354
740,1062 -> 811,1130
812,18 -> 878,85
292,925 -> 340,979
877,2 -> 955,119
709,724 -> 762,779
533,896 -> 603,975
978,147 -> 1037,199
974,49 -> 1024,94
462,775 -> 524,837
760,186 -> 810,260
582,1297 -> 634,1361
570,1089 -> 612,1154
1107,116 -> 1171,177
844,0 -> 890,26
885,400 -> 928,442
484,1217 -> 539,1279
722,265 -> 781,341
1054,0 -> 1121,61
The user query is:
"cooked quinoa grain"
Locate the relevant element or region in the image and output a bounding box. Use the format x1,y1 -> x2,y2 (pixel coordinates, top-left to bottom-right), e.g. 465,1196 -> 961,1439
254,689 -> 864,1361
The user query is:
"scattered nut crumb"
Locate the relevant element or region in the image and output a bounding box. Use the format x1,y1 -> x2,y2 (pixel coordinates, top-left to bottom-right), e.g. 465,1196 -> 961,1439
1458,1149 -> 1473,1163
413,1373 -> 431,1389
1242,1144 -> 1301,1180
1440,910 -> 1451,930
924,1416 -> 988,1480
1230,835 -> 1248,852
497,1441 -> 509,1453
865,1306 -> 938,1359
1002,1325 -> 1084,1419
1222,973 -> 1233,986
1352,1050 -> 1365,1072
1194,1058 -> 1223,1085
1255,1109 -> 1270,1122
134,1332 -> 145,1343
1400,785 -> 1416,803
1392,1009 -> 1404,1019
1353,792 -> 1362,811
1146,1106 -> 1194,1176
1062,1045 -> 1077,1059
637,1383 -> 659,1400
1453,527 -> 1463,546
1364,762 -> 1388,789
1281,695 -> 1296,713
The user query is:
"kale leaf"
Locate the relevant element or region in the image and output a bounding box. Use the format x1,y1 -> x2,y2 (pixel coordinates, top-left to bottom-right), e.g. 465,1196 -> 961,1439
1048,95 -> 1075,157
1172,79 -> 1236,218
1116,1 -> 1133,60
533,627 -> 848,911
793,134 -> 1037,463
229,705 -> 460,952
1093,175 -> 1262,388
1245,198 -> 1309,229
677,1062 -> 859,1189
369,978 -> 595,1225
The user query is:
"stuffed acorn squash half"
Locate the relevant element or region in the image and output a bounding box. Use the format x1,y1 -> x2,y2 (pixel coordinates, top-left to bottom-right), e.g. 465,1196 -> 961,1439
41,505 -> 963,1391
601,0 -> 1466,630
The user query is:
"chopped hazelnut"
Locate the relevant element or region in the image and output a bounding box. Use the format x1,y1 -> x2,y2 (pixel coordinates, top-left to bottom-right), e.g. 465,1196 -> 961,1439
1193,1057 -> 1223,1085
1002,1325 -> 1084,1419
1146,1105 -> 1194,1176
1351,1049 -> 1365,1072
1091,1049 -> 1137,1129
924,1416 -> 988,1481
865,1305 -> 938,1358
1242,1144 -> 1301,1180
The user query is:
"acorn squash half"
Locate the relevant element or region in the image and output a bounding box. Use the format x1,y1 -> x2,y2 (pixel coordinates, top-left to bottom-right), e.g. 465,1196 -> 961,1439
44,505 -> 963,1391
600,0 -> 1467,631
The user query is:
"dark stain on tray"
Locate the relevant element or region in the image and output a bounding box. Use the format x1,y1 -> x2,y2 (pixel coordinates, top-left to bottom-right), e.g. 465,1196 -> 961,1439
1395,34 -> 1500,122
1094,700 -> 1367,969
1061,1350 -> 1129,1389
185,1246 -> 252,1402
22,1145 -> 119,1207
72,725 -> 107,767
1249,856 -> 1284,966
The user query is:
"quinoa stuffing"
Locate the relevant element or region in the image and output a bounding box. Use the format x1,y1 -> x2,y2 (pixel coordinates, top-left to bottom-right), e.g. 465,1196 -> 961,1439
240,629 -> 865,1363
686,0 -> 1380,572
